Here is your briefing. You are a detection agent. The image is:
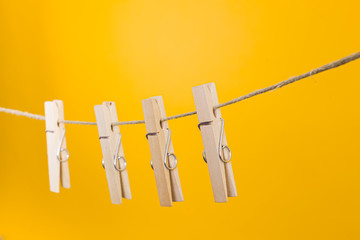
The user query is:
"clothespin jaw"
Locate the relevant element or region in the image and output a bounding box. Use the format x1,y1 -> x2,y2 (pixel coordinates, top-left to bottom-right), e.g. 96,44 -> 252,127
94,102 -> 131,204
45,100 -> 70,193
142,96 -> 183,207
192,83 -> 237,202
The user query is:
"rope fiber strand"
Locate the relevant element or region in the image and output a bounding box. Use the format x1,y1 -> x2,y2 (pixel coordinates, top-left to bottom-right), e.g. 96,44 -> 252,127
162,51 -> 360,120
0,51 -> 359,125
0,107 -> 45,120
59,120 -> 97,125
215,51 -> 360,109
112,120 -> 145,126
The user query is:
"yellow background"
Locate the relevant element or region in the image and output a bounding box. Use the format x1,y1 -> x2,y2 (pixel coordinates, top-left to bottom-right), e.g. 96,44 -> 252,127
0,0 -> 359,239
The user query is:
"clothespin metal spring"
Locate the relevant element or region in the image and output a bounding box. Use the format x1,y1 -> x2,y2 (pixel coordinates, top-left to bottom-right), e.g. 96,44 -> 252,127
146,128 -> 178,171
54,129 -> 69,163
198,118 -> 231,164
101,133 -> 127,172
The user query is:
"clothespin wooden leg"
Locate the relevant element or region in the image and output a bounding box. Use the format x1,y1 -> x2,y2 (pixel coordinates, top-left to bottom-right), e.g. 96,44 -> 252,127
192,83 -> 237,202
166,129 -> 183,202
45,100 -> 70,193
142,96 -> 183,207
95,102 -> 131,204
105,102 -> 131,199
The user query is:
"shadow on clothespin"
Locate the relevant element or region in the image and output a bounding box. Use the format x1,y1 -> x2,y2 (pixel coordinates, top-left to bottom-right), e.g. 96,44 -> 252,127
45,100 -> 70,193
192,83 -> 237,202
94,102 -> 131,204
142,96 -> 184,207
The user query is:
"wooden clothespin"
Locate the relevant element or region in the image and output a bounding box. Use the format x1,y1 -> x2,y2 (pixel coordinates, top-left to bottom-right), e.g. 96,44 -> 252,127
192,83 -> 237,202
142,96 -> 184,207
45,100 -> 70,193
94,102 -> 131,204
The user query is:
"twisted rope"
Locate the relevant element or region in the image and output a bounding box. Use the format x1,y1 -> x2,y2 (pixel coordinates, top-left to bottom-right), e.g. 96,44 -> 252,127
1,51 -> 359,125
